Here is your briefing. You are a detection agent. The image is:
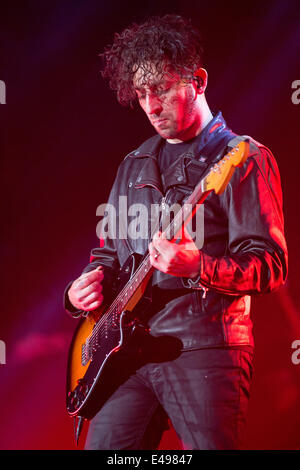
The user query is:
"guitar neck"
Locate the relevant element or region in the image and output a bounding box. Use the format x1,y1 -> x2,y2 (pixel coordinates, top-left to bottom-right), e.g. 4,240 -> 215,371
115,253 -> 154,313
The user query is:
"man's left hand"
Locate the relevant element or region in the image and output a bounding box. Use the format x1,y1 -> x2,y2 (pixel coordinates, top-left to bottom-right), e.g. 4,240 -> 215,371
149,229 -> 200,278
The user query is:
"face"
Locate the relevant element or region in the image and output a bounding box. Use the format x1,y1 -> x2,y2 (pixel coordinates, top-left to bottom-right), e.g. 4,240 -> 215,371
133,65 -> 200,142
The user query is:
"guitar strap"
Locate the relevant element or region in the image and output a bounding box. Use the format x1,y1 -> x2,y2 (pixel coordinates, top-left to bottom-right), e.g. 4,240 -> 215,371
149,130 -> 245,292
123,131 -> 250,299
193,128 -> 238,165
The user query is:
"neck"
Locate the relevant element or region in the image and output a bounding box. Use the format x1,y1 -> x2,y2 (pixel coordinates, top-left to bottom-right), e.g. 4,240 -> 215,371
167,96 -> 213,144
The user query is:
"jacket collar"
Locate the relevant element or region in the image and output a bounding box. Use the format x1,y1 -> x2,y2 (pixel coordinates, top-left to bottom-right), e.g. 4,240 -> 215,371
126,111 -> 231,193
127,111 -> 229,160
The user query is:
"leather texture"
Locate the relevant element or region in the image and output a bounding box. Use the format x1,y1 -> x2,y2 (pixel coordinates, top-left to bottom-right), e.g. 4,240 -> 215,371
64,112 -> 288,350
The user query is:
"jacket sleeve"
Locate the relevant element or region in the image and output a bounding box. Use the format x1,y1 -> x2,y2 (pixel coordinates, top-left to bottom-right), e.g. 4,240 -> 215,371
64,168 -> 122,317
186,141 -> 288,296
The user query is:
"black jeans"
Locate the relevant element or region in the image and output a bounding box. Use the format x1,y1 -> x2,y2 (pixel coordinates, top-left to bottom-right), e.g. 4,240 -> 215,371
85,347 -> 253,450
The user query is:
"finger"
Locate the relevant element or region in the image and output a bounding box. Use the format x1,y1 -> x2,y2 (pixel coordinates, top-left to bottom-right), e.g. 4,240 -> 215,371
150,236 -> 161,255
149,246 -> 169,273
152,235 -> 172,255
149,251 -> 161,268
152,232 -> 161,250
82,291 -> 103,309
149,240 -> 165,265
148,242 -> 157,256
78,280 -> 103,302
152,231 -> 162,241
86,300 -> 103,311
81,295 -> 104,311
76,268 -> 104,289
80,265 -> 103,277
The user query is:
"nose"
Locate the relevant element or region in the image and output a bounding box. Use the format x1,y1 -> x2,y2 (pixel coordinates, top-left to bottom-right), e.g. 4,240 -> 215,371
144,93 -> 162,116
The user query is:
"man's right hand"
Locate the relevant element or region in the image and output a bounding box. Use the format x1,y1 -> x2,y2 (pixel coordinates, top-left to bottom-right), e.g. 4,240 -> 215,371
68,266 -> 104,312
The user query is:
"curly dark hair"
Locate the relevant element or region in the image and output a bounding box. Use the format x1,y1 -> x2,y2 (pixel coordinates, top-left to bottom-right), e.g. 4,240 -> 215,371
100,14 -> 204,107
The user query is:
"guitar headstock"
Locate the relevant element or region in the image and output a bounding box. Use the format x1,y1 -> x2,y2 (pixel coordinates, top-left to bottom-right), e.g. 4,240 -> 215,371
204,139 -> 250,194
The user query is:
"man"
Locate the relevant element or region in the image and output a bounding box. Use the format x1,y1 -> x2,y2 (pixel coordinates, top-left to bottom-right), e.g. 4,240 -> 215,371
64,15 -> 288,450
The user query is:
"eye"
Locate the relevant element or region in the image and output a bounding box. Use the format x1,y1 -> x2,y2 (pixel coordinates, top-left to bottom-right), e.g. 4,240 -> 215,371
156,86 -> 171,96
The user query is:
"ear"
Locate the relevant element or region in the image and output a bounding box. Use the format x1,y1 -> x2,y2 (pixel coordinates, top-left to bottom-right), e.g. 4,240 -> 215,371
193,68 -> 208,94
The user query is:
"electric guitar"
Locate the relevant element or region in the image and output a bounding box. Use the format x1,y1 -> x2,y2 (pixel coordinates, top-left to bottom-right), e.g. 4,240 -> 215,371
66,139 -> 250,430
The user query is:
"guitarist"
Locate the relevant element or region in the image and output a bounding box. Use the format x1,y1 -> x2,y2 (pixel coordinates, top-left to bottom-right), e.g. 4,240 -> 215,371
64,15 -> 288,450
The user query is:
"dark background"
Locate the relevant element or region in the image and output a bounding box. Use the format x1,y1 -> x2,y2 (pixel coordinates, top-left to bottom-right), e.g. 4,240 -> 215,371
0,0 -> 299,450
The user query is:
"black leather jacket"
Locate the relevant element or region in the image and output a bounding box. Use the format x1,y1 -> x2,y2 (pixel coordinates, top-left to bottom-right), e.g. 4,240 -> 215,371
65,112 -> 288,350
